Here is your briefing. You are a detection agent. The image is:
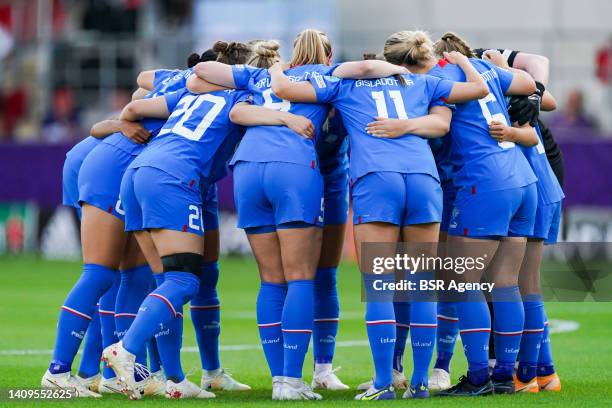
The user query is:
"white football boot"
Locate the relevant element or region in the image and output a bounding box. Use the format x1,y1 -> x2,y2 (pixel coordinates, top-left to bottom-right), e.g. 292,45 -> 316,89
357,369 -> 407,390
41,370 -> 101,398
272,376 -> 285,400
75,373 -> 101,393
165,378 -> 216,399
201,368 -> 251,391
144,370 -> 167,396
101,341 -> 140,399
312,365 -> 349,390
278,377 -> 323,400
429,368 -> 452,392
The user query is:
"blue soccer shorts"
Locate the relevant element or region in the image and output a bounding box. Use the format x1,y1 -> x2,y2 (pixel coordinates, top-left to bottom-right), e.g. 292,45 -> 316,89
233,161 -> 324,230
121,166 -> 204,236
448,182 -> 537,238
352,171 -> 443,226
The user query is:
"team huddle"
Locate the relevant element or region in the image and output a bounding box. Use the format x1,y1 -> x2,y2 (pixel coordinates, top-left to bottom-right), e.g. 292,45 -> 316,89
41,28 -> 564,400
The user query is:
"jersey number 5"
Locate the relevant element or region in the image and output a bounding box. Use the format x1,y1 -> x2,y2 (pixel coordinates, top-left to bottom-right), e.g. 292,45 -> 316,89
478,93 -> 515,149
262,89 -> 291,112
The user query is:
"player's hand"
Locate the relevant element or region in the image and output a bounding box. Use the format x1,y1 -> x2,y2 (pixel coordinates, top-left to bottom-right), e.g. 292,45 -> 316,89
508,95 -> 540,126
508,81 -> 544,126
119,121 -> 150,144
284,113 -> 314,139
489,120 -> 515,142
443,51 -> 469,66
366,117 -> 408,138
482,50 -> 510,69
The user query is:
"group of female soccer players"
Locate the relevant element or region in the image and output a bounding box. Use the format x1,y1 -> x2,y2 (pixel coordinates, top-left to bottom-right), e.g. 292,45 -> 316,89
41,27 -> 564,401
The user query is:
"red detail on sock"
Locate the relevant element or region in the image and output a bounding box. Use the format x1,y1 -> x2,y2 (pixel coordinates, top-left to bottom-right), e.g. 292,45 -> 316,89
471,186 -> 476,195
311,160 -> 316,169
189,179 -> 195,188
358,215 -> 362,224
183,224 -> 188,232
463,228 -> 468,236
107,206 -> 113,213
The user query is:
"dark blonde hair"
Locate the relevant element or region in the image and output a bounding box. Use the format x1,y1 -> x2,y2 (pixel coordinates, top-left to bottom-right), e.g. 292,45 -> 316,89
247,40 -> 281,69
213,41 -> 253,65
433,32 -> 476,58
383,30 -> 434,67
290,29 -> 332,66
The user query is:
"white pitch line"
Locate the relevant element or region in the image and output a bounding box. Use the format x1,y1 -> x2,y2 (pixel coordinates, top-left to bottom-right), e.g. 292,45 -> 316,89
0,319 -> 579,357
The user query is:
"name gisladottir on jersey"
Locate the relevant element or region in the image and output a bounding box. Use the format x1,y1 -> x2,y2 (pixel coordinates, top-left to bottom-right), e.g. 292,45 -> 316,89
355,77 -> 415,88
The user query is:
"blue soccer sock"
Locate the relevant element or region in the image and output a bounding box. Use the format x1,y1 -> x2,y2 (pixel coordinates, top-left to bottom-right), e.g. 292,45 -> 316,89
392,302 -> 410,373
115,265 -> 153,371
99,275 -> 120,379
191,261 -> 221,371
455,290 -> 491,386
491,285 -> 524,381
517,294 -> 544,383
434,302 -> 458,373
282,280 -> 314,379
537,309 -> 555,376
257,281 -> 287,377
409,301 -> 437,387
49,264 -> 117,374
155,309 -> 185,383
78,303 -> 102,378
313,267 -> 339,365
366,300 -> 396,389
363,273 -> 396,389
122,271 -> 199,358
148,274 -> 165,373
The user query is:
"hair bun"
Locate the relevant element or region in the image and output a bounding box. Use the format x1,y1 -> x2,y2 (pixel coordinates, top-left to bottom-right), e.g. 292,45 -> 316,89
187,53 -> 201,68
212,41 -> 230,54
255,40 -> 281,58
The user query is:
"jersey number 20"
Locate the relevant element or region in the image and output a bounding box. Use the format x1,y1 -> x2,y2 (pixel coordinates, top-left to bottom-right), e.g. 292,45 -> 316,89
169,94 -> 227,141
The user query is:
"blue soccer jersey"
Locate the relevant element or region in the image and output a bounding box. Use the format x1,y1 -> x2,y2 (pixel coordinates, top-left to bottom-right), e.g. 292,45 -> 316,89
429,135 -> 454,186
153,68 -> 192,93
229,63 -> 339,168
522,125 -> 565,205
308,72 -> 454,183
428,59 -> 537,193
130,88 -> 251,184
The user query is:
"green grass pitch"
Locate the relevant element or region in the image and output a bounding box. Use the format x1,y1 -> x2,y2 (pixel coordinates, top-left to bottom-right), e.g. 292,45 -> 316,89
1,256 -> 611,407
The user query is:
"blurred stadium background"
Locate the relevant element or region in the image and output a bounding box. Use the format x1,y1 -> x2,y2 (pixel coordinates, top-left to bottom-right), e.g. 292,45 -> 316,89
0,0 -> 611,260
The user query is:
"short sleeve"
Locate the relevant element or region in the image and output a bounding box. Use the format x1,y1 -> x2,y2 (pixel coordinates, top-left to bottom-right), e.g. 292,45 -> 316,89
308,73 -> 342,103
233,90 -> 253,105
425,75 -> 454,107
164,89 -> 187,112
493,65 -> 514,94
154,69 -> 180,89
232,65 -> 261,89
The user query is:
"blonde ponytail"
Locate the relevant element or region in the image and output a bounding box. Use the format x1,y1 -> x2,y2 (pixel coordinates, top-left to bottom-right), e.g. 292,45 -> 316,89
290,29 -> 332,66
